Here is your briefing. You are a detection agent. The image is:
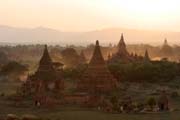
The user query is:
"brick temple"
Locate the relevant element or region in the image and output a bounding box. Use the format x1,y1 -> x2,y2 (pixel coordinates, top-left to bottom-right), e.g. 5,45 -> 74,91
77,40 -> 117,93
161,39 -> 173,57
108,34 -> 149,63
21,45 -> 64,101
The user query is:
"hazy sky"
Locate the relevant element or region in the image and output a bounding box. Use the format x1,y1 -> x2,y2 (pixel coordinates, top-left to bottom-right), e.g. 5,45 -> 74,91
0,0 -> 180,32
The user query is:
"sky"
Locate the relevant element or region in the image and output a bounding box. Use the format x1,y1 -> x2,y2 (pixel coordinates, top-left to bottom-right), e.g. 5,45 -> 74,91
0,0 -> 180,32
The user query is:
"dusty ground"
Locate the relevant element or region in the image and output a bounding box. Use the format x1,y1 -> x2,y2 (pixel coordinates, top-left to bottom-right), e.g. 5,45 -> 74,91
0,102 -> 180,120
1,81 -> 180,120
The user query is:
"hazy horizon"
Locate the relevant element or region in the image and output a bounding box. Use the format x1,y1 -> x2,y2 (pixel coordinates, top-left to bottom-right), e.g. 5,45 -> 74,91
1,24 -> 180,33
1,0 -> 180,45
0,25 -> 180,46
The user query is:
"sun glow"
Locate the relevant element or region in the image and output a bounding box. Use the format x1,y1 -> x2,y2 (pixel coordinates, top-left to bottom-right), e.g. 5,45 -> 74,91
0,0 -> 180,31
93,0 -> 180,30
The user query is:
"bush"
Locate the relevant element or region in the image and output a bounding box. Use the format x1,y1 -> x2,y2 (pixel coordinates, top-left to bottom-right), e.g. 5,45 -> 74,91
147,97 -> 156,110
171,91 -> 179,98
0,61 -> 28,76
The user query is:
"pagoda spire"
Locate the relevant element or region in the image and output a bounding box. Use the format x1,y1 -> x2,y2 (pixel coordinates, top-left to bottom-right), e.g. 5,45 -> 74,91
39,45 -> 52,65
144,49 -> 150,62
117,33 -> 129,56
89,40 -> 105,65
38,45 -> 54,72
118,33 -> 126,47
161,38 -> 173,57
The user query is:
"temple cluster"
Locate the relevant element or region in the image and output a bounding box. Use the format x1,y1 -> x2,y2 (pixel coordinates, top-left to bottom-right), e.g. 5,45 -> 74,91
20,34 -> 153,107
108,34 -> 150,63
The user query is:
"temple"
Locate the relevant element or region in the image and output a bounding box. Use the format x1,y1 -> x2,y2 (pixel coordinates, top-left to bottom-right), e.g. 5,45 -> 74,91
144,49 -> 150,62
108,34 -> 134,63
77,40 -> 117,93
116,33 -> 129,57
161,38 -> 173,57
21,45 -> 64,102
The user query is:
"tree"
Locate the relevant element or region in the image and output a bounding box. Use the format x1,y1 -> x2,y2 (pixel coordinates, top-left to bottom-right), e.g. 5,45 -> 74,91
108,60 -> 179,83
0,61 -> 28,81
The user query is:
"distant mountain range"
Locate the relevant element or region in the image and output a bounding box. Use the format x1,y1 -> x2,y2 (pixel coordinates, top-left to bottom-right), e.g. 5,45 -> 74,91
0,25 -> 180,46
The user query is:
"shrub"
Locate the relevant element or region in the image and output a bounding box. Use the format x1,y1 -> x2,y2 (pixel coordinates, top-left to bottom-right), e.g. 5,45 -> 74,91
147,97 -> 156,110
